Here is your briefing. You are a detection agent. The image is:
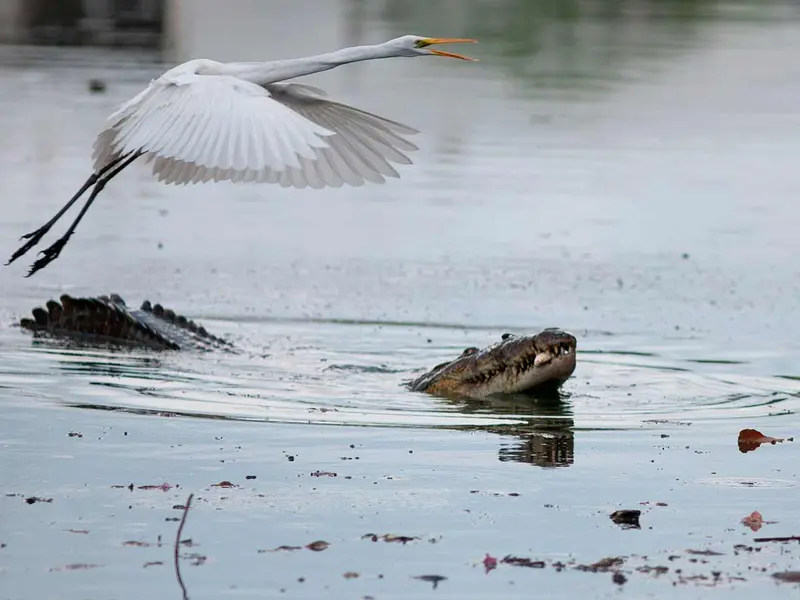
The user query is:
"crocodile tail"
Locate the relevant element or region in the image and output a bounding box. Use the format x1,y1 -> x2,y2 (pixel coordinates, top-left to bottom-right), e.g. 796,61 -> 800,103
139,300 -> 233,348
20,294 -> 179,350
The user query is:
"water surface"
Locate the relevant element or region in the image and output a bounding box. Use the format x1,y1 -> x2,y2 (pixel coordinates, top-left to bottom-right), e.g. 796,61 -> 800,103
2,1 -> 800,598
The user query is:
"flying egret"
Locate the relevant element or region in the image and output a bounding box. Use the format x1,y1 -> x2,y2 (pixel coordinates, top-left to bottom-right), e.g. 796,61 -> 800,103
7,35 -> 477,277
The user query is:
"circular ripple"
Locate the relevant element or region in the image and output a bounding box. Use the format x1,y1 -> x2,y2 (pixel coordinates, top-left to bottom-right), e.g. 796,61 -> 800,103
3,320 -> 799,432
695,477 -> 797,489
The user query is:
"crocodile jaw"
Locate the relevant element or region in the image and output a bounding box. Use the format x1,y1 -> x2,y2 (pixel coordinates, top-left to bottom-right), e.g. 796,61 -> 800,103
412,329 -> 577,399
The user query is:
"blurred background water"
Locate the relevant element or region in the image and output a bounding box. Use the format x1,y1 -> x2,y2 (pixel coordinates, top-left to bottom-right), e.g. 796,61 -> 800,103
1,1 -> 800,599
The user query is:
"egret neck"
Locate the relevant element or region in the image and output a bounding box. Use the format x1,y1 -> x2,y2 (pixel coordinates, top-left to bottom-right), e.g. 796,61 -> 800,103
229,43 -> 400,85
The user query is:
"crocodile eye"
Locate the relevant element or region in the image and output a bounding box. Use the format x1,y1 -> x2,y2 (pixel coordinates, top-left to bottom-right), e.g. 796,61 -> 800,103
461,347 -> 479,356
501,332 -> 513,340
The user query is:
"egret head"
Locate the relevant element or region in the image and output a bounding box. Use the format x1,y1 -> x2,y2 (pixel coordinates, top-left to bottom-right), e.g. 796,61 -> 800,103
387,35 -> 478,60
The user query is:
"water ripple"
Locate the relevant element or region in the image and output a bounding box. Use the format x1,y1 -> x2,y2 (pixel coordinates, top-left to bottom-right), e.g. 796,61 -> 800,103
2,320 -> 798,436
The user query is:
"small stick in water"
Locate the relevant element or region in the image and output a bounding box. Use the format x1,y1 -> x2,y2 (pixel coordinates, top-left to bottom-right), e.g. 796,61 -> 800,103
174,493 -> 194,600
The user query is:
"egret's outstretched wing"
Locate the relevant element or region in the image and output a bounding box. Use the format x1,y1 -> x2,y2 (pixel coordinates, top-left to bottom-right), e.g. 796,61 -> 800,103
260,83 -> 420,188
92,73 -> 420,189
92,72 -> 335,185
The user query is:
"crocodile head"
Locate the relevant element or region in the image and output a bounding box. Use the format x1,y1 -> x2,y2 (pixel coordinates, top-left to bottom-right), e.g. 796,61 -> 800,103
408,328 -> 577,399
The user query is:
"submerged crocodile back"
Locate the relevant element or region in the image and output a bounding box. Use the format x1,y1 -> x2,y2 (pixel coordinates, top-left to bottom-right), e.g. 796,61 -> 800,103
19,294 -> 232,352
130,299 -> 232,351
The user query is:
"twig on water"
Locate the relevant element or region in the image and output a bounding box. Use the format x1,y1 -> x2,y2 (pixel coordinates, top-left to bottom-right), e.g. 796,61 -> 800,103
174,493 -> 194,600
754,535 -> 800,543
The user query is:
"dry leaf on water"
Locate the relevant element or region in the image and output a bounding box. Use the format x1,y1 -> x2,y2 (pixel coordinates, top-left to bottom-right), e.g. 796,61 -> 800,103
306,540 -> 330,552
482,553 -> 498,572
737,429 -> 788,453
741,511 -> 764,532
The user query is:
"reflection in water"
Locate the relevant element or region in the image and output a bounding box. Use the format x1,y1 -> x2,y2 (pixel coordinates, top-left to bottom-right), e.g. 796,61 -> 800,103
446,390 -> 575,468
29,330 -> 578,468
19,0 -> 163,47
10,323 -> 800,471
379,0 -> 781,93
498,426 -> 574,468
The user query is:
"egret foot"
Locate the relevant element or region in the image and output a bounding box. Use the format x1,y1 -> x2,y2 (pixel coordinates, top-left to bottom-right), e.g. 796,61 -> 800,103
6,225 -> 54,266
26,235 -> 71,277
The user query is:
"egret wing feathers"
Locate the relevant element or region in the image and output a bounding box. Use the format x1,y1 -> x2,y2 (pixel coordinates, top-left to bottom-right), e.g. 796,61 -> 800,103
92,73 -> 336,185
262,83 -> 420,188
92,72 -> 420,189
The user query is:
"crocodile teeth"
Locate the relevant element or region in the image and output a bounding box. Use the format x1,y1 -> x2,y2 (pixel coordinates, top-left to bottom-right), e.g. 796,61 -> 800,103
534,352 -> 553,367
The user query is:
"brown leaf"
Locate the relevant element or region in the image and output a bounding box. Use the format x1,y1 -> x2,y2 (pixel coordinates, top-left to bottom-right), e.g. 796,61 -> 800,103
741,511 -> 764,532
211,481 -> 237,488
575,557 -> 626,572
773,571 -> 800,583
343,572 -> 360,579
305,540 -> 330,552
738,429 -> 786,453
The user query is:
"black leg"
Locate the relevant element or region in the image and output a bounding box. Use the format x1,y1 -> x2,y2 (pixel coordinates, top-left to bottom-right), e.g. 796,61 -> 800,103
25,152 -> 141,278
6,155 -> 128,266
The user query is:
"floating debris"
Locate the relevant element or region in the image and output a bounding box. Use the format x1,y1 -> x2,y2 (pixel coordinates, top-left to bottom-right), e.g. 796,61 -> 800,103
754,535 -> 800,543
773,571 -> 800,583
502,556 -> 546,569
413,575 -> 447,590
87,79 -> 106,93
740,511 -> 778,532
259,545 -> 302,553
310,471 -> 337,478
343,572 -> 360,579
49,563 -> 100,572
25,496 -> 53,505
306,540 -> 330,552
738,429 -> 790,453
686,549 -> 724,556
610,509 -> 641,529
482,553 -> 498,572
123,540 -> 152,548
361,533 -> 419,544
575,557 -> 626,573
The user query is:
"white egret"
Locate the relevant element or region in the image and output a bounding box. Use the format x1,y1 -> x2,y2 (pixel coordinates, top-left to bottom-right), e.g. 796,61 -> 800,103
8,35 -> 477,276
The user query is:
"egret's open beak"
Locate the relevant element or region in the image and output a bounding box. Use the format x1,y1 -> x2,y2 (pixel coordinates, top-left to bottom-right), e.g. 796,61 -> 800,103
423,38 -> 478,61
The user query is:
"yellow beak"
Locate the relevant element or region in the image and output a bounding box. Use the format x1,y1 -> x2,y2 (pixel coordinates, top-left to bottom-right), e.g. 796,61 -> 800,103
424,38 -> 478,61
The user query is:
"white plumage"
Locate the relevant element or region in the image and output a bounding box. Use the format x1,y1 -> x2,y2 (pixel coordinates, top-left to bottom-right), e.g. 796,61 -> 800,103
95,64 -> 421,189
8,35 -> 477,276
